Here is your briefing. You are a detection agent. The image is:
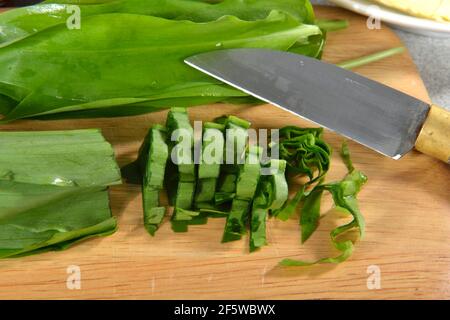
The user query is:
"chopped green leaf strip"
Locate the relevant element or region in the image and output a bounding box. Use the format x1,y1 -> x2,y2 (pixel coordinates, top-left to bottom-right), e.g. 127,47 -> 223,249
138,125 -> 169,188
250,206 -> 268,252
198,127 -> 224,179
215,115 -> 252,207
203,121 -> 225,131
235,146 -> 262,201
171,207 -> 207,233
165,108 -> 196,210
223,146 -> 261,242
138,125 -> 169,236
272,186 -> 305,221
195,178 -> 217,204
194,123 -> 224,208
323,170 -> 367,238
280,143 -> 367,266
199,208 -> 229,218
172,207 -> 201,222
277,127 -> 331,183
250,160 -> 289,252
174,181 -> 196,209
217,170 -> 238,195
300,187 -> 323,243
267,160 -> 289,211
340,140 -> 355,173
272,126 -> 331,221
142,186 -> 166,236
222,199 -> 251,243
249,180 -> 271,252
315,19 -> 349,32
280,221 -> 356,266
214,191 -> 236,206
224,124 -> 249,165
144,207 -> 166,236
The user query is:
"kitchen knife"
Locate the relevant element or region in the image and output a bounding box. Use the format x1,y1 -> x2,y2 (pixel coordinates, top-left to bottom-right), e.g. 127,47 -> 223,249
185,48 -> 450,163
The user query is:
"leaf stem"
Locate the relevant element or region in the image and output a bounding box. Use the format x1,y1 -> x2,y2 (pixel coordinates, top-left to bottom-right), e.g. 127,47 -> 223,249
315,19 -> 349,32
337,46 -> 405,70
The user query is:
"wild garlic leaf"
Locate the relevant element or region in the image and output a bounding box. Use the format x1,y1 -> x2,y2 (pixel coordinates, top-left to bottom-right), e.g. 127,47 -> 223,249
138,125 -> 169,236
280,143 -> 367,266
0,2 -> 321,121
0,129 -> 121,259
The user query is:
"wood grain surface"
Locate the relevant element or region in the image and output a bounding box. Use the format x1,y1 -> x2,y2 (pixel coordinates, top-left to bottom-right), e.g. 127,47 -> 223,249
0,6 -> 449,300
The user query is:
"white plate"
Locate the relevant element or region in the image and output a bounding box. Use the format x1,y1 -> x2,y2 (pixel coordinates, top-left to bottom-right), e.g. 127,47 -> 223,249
329,0 -> 450,37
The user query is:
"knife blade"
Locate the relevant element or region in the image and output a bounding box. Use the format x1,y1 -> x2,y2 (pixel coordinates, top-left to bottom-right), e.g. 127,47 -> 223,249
185,48 -> 437,160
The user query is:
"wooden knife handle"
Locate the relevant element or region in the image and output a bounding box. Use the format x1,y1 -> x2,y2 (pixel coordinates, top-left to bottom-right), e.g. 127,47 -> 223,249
415,105 -> 450,163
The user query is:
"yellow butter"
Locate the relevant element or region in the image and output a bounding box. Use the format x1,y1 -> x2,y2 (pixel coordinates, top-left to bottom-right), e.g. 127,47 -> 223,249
372,0 -> 450,22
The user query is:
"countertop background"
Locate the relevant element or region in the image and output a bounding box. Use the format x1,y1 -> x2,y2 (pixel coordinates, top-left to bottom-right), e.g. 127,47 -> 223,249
314,0 -> 450,110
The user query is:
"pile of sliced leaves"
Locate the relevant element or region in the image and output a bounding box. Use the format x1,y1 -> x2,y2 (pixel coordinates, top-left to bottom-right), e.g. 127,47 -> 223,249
0,0 -> 344,121
0,129 -> 121,258
137,108 -> 367,266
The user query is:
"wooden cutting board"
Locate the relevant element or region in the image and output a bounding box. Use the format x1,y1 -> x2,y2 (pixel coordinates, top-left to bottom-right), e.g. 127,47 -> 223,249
0,6 -> 449,300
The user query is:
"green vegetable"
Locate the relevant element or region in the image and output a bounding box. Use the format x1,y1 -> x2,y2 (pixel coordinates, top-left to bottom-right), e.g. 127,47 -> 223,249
235,146 -> 262,200
267,160 -> 289,211
216,171 -> 238,205
2,0 -> 315,48
250,159 -> 289,252
165,108 -> 202,231
171,208 -> 204,233
337,47 -> 405,70
0,129 -> 121,258
195,179 -> 217,206
214,191 -> 235,206
272,126 -> 331,221
250,181 -> 271,252
315,19 -> 349,32
138,125 -> 169,236
299,187 -> 323,243
222,145 -> 262,242
214,115 -> 251,207
195,122 -> 225,209
0,129 -> 121,187
127,110 -> 367,263
280,142 -> 367,266
340,140 -> 355,172
0,0 -> 322,121
277,126 -> 331,181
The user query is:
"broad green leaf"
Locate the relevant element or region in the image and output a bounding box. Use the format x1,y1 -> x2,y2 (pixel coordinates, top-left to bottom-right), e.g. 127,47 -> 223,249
6,0 -> 313,47
0,129 -> 121,187
0,129 -> 121,258
0,2 -> 321,121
